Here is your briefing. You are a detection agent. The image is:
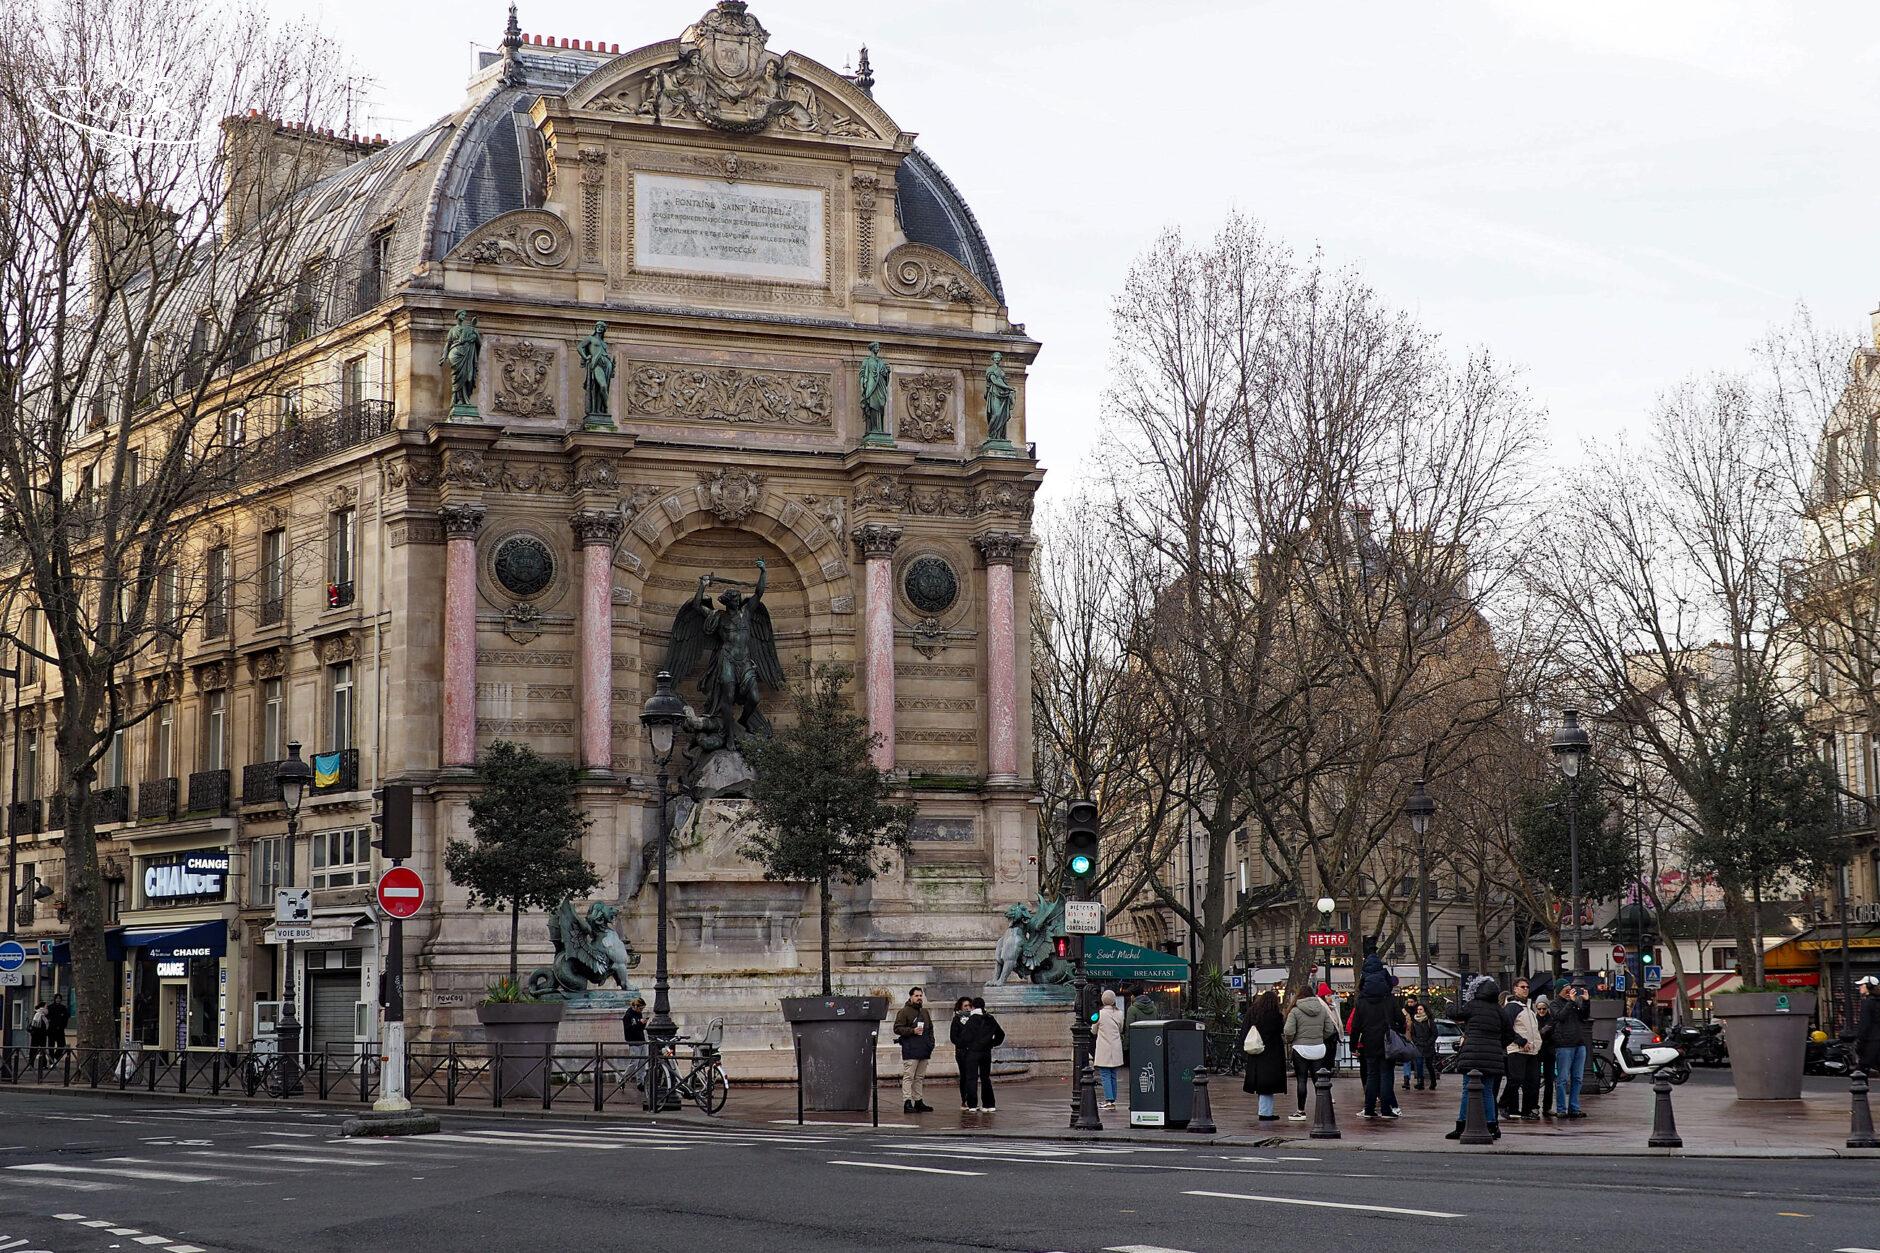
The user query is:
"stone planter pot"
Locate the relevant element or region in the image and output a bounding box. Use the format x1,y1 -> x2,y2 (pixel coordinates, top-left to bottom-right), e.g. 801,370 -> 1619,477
1713,991 -> 1815,1100
477,1001 -> 566,1101
782,995 -> 889,1112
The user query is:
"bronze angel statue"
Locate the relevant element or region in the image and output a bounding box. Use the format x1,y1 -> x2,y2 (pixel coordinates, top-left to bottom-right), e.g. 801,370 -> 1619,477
663,558 -> 785,748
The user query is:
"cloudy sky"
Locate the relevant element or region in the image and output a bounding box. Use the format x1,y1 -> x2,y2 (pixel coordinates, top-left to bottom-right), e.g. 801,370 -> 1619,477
291,0 -> 1880,497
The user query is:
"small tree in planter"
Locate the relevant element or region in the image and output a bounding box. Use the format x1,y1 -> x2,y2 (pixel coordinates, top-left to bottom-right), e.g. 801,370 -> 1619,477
445,740 -> 602,983
742,666 -> 917,995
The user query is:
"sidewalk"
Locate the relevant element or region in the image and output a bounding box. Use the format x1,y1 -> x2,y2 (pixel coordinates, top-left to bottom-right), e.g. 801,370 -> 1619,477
720,1070 -> 1880,1158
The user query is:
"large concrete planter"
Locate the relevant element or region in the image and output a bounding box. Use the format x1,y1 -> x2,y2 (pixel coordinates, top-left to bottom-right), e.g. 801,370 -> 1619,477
1714,991 -> 1815,1100
477,1001 -> 566,1101
782,995 -> 888,1112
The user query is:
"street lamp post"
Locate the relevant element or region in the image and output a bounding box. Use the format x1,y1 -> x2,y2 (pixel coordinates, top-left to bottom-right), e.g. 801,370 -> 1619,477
1550,709 -> 1592,978
0,662 -> 20,1064
274,741 -> 313,1096
1316,896 -> 1336,991
1404,780 -> 1436,999
638,672 -> 687,1115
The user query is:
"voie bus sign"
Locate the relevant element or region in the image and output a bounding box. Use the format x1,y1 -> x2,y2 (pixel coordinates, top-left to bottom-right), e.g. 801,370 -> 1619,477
142,849 -> 229,902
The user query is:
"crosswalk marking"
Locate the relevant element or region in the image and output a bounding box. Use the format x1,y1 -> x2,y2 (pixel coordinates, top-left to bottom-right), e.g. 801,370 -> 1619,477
0,1174 -> 114,1191
828,1159 -> 985,1176
1184,1189 -> 1464,1219
1106,1245 -> 1200,1253
239,1147 -> 400,1164
7,1163 -> 221,1183
412,1133 -> 631,1150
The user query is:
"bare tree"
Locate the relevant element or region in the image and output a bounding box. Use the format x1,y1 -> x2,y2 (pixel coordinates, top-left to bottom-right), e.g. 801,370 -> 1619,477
0,0 -> 352,1049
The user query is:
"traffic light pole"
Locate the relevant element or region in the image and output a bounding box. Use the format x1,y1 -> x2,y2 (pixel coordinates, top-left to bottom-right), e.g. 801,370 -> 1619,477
372,785 -> 414,1114
1064,798 -> 1103,1131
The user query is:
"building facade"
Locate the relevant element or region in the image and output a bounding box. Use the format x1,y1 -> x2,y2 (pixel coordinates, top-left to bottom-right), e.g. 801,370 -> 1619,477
3,3 -> 1044,1071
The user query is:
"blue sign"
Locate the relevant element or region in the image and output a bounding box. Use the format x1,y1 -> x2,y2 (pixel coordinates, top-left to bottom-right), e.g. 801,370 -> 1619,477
1228,974 -> 1245,989
1644,965 -> 1662,983
0,941 -> 26,972
1614,973 -> 1628,992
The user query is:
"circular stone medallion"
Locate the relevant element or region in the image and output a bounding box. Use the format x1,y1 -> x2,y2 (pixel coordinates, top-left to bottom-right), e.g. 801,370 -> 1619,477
493,534 -> 555,599
903,555 -> 959,615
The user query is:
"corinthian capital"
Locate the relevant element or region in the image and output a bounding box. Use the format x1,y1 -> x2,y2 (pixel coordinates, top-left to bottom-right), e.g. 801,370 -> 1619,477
570,509 -> 625,547
851,523 -> 903,562
439,503 -> 486,540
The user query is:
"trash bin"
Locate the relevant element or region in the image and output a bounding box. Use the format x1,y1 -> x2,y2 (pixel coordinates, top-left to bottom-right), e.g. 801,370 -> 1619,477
782,995 -> 889,1112
1126,1018 -> 1205,1127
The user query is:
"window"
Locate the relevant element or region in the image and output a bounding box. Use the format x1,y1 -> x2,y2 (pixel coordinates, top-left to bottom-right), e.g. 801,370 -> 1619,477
126,448 -> 141,491
1238,860 -> 1247,895
19,610 -> 38,684
342,356 -> 366,411
80,463 -> 96,496
106,877 -> 124,925
311,827 -> 369,889
202,691 -> 226,771
1713,946 -> 1738,970
280,385 -> 302,430
329,662 -> 354,753
225,407 -> 246,449
21,729 -> 37,801
154,703 -> 174,778
329,507 -> 355,605
260,677 -> 284,762
261,527 -> 285,624
250,836 -> 285,906
156,564 -> 179,630
205,545 -> 230,637
105,728 -> 128,790
288,264 -> 318,344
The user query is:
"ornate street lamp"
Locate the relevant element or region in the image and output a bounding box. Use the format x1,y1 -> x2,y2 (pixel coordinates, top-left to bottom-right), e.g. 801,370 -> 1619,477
638,671 -> 686,1045
1316,895 -> 1337,990
1404,779 -> 1436,997
274,741 -> 314,1095
1550,709 -> 1592,977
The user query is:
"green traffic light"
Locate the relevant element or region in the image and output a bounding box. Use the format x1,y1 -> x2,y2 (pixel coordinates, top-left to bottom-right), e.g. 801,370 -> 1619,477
1069,853 -> 1093,876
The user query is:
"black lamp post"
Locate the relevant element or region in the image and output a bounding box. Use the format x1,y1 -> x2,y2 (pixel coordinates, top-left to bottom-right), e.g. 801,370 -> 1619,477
1405,780 -> 1435,998
274,740 -> 312,1095
637,671 -> 686,1044
1550,709 -> 1592,977
1316,895 -> 1336,990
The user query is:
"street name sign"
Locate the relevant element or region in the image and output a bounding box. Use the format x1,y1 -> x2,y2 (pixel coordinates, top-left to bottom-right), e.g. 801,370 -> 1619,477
274,926 -> 314,941
377,866 -> 425,919
1307,931 -> 1350,947
1064,900 -> 1104,935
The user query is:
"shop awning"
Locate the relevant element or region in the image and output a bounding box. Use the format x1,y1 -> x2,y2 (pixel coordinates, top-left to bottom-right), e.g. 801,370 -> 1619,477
1082,936 -> 1191,982
1654,971 -> 1740,1004
55,920 -> 230,965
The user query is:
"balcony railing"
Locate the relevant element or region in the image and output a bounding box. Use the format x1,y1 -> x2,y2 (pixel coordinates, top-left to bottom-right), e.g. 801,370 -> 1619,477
311,748 -> 359,795
98,786 -> 130,825
259,597 -> 285,627
137,777 -> 178,823
187,769 -> 230,816
48,787 -> 131,831
242,760 -> 280,806
8,800 -> 41,836
326,580 -> 355,609
225,400 -> 394,488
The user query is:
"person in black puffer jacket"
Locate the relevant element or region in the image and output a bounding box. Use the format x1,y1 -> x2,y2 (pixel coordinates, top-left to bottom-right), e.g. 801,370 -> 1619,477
1350,954 -> 1399,1119
1446,976 -> 1514,1141
1549,984 -> 1592,1118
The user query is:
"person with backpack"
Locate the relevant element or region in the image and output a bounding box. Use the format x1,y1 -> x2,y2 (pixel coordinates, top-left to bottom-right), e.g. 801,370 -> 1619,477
1282,984 -> 1339,1122
1447,976 -> 1515,1141
28,1002 -> 48,1067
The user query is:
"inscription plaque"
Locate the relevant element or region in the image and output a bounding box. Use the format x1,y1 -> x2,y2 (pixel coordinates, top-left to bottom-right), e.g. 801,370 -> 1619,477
634,172 -> 825,284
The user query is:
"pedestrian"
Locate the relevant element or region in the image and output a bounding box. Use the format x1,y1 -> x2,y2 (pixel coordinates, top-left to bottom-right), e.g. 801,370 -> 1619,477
1853,975 -> 1880,1075
1447,976 -> 1514,1140
1240,987 -> 1288,1122
1500,977 -> 1541,1120
1282,983 -> 1337,1122
1550,982 -> 1592,1120
621,996 -> 648,1086
1399,994 -> 1423,1091
28,1001 -> 48,1067
948,996 -> 977,1111
1094,989 -> 1125,1111
892,986 -> 935,1114
1409,1001 -> 1438,1091
1350,953 -> 1399,1119
955,996 -> 1004,1113
45,998 -> 69,1055
1533,994 -> 1558,1118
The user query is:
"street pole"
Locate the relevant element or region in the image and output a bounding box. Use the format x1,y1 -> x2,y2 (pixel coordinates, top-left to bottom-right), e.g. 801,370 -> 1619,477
1839,851 -> 1853,1033
374,862 -> 408,1113
648,759 -> 674,1044
278,806 -> 302,1097
1567,774 -> 1583,976
1417,833 -> 1431,999
3,664 -> 18,1064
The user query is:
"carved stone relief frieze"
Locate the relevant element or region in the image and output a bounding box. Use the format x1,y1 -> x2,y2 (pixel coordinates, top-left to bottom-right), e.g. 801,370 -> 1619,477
625,361 -> 833,428
452,209 -> 574,269
882,243 -> 994,307
697,469 -> 766,522
850,473 -> 1034,522
313,632 -> 361,665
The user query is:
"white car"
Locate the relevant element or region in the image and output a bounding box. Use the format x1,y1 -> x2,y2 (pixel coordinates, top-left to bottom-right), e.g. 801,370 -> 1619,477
1434,1019 -> 1462,1056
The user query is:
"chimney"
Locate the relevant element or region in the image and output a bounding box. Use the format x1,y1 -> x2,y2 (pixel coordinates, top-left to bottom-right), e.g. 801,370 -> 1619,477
218,111 -> 389,236
89,195 -> 180,305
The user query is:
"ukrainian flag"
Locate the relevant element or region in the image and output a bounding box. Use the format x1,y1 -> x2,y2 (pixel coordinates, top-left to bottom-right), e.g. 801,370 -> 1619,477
313,751 -> 342,789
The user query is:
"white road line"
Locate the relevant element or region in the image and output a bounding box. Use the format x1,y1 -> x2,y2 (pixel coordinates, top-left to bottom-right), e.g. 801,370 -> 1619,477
0,1175 -> 115,1191
232,1149 -> 398,1165
251,1130 -> 319,1138
1106,1245 -> 1201,1253
1184,1190 -> 1463,1219
828,1160 -> 985,1176
167,1244 -> 207,1252
410,1133 -> 635,1149
135,1238 -> 172,1246
1833,1248 -> 1880,1252
7,1163 -> 222,1183
162,1155 -> 315,1174
773,1120 -> 918,1129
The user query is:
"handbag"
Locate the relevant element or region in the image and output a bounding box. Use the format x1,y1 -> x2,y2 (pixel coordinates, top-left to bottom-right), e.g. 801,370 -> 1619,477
1385,1028 -> 1417,1063
1242,1022 -> 1266,1055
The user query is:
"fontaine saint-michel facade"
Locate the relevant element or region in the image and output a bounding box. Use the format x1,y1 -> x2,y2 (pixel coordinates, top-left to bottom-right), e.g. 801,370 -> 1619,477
2,3 -> 1044,1072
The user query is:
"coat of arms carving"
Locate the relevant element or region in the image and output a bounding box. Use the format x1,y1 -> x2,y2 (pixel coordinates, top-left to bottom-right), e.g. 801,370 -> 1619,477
698,468 -> 766,522
493,341 -> 557,420
899,373 -> 956,443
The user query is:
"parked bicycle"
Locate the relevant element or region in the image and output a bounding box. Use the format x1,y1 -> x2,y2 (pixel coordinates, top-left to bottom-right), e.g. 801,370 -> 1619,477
643,1018 -> 730,1115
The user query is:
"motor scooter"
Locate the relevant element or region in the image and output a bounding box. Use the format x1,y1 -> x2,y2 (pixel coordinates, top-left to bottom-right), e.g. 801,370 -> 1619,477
1667,1021 -> 1727,1067
1803,1033 -> 1856,1077
1612,1020 -> 1691,1085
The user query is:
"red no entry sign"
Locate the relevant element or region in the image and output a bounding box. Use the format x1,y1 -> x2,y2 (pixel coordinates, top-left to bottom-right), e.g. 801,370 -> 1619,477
377,866 -> 426,918
1611,943 -> 1628,964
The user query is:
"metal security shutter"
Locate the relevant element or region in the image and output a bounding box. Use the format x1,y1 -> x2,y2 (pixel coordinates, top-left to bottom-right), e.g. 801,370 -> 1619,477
308,973 -> 358,1051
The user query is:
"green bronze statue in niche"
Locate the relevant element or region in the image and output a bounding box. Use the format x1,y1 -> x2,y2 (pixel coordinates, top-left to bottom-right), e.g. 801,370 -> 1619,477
859,340 -> 892,444
577,320 -> 615,427
983,351 -> 1015,449
443,310 -> 481,417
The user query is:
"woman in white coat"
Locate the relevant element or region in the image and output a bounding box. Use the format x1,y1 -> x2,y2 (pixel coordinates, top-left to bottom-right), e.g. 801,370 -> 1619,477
1094,988 -> 1127,1110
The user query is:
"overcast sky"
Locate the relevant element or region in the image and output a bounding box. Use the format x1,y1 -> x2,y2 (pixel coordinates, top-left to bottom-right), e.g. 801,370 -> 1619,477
287,0 -> 1880,499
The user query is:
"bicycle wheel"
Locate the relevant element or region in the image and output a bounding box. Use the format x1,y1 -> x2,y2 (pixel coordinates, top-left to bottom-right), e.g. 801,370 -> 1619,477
694,1063 -> 730,1115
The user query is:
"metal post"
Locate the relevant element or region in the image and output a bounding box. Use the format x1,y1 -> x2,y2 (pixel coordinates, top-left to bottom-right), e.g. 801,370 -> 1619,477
277,808 -> 303,1097
1417,832 -> 1431,1002
1839,855 -> 1853,1034
648,762 -> 675,1043
1070,937 -> 1102,1131
794,1035 -> 804,1126
1566,776 -> 1583,975
3,665 -> 19,1063
374,855 -> 409,1112
870,1030 -> 879,1128
1459,1070 -> 1493,1144
1647,1071 -> 1682,1148
1186,1067 -> 1216,1134
1848,1070 -> 1879,1150
1308,1067 -> 1340,1139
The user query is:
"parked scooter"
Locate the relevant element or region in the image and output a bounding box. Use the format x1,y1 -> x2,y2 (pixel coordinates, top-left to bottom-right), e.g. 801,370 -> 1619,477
1613,1019 -> 1692,1085
1804,1031 -> 1856,1077
1668,1021 -> 1728,1067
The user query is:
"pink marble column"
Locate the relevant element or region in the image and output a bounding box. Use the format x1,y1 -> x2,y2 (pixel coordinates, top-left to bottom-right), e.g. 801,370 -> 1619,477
852,523 -> 903,772
572,510 -> 625,773
976,532 -> 1023,782
440,503 -> 485,768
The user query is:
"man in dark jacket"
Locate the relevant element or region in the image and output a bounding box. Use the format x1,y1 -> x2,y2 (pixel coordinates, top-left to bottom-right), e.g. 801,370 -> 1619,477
1350,954 -> 1399,1119
892,986 -> 935,1114
44,998 -> 70,1055
1854,976 -> 1880,1074
956,996 -> 1005,1113
1550,983 -> 1592,1118
1447,976 -> 1514,1140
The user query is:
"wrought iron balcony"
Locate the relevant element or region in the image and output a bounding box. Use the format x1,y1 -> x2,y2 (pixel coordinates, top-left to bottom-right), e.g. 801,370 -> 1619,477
97,786 -> 130,825
311,748 -> 359,795
259,596 -> 285,627
241,760 -> 280,806
188,768 -> 231,816
326,580 -> 355,609
8,800 -> 41,836
137,777 -> 179,822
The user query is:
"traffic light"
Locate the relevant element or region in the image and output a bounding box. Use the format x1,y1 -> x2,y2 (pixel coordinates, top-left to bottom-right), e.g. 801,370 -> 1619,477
1065,797 -> 1099,898
371,783 -> 414,860
1637,947 -> 1656,969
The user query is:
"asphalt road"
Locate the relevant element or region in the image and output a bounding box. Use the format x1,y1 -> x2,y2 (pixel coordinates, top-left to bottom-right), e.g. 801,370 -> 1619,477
0,1091 -> 1876,1253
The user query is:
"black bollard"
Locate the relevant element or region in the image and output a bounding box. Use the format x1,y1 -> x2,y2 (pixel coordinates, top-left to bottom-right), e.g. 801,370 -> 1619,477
1647,1070 -> 1683,1149
1849,1070 -> 1879,1150
1460,1070 -> 1494,1144
1074,1057 -> 1105,1132
1309,1067 -> 1340,1140
1187,1067 -> 1217,1135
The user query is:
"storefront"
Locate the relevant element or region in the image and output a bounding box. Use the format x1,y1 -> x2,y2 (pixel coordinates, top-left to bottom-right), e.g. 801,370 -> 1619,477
114,844 -> 240,1051
261,912 -> 381,1054
1780,920 -> 1880,1032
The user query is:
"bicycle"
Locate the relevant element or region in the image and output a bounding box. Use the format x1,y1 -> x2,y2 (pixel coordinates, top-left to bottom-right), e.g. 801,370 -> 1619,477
644,1018 -> 731,1114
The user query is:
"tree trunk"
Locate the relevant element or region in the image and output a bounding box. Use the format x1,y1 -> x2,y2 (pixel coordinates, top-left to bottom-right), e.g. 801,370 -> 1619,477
819,873 -> 833,996
1751,877 -> 1766,986
58,716 -> 115,1052
509,901 -> 520,985
1721,884 -> 1756,986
